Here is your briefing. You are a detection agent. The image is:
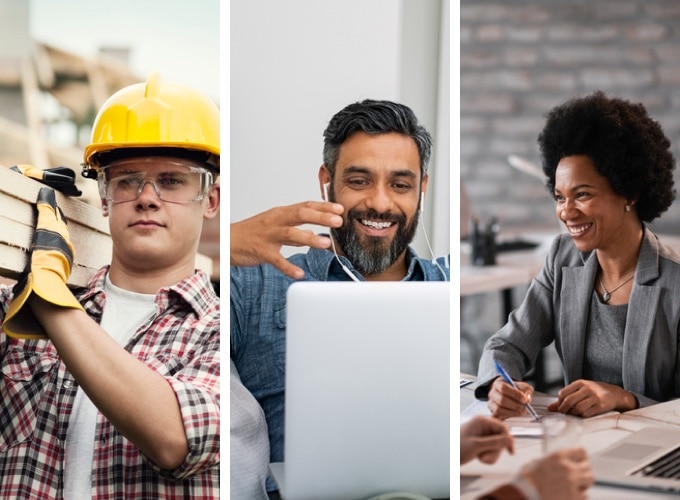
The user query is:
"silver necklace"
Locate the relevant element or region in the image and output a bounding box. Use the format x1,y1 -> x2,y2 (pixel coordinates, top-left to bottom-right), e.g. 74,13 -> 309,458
599,273 -> 634,303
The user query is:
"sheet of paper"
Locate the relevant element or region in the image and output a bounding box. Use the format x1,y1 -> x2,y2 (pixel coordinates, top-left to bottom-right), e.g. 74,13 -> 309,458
460,395 -> 559,436
460,399 -> 491,421
459,394 -> 622,440
506,423 -> 543,437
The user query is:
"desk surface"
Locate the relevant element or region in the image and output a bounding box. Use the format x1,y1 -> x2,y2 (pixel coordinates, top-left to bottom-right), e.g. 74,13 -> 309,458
460,376 -> 680,499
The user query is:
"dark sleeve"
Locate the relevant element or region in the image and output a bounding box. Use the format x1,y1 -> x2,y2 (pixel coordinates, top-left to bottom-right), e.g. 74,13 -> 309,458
477,483 -> 527,500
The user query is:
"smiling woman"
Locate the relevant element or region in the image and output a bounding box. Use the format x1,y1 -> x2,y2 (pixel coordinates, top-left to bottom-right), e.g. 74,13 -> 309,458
475,91 -> 680,423
553,155 -> 639,263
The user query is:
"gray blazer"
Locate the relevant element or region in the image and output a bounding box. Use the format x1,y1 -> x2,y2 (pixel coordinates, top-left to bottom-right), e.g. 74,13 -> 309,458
476,227 -> 680,408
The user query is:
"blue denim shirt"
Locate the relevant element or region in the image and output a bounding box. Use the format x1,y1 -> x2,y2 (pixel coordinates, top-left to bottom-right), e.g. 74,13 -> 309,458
230,245 -> 449,476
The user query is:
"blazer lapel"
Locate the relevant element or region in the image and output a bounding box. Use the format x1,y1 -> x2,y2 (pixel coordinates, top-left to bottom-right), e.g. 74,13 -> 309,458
622,229 -> 661,394
560,252 -> 598,383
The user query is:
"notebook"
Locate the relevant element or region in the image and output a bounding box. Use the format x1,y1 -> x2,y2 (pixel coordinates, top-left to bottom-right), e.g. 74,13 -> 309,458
270,281 -> 450,500
590,426 -> 680,494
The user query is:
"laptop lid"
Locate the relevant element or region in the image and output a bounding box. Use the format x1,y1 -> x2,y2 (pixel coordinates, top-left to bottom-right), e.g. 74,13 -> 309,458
590,426 -> 680,494
272,281 -> 450,500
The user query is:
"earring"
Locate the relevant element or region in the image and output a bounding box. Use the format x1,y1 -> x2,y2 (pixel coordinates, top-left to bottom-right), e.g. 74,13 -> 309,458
625,205 -> 631,212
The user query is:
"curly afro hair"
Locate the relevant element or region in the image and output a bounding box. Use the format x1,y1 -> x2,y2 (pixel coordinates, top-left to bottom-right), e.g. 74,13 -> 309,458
537,91 -> 676,222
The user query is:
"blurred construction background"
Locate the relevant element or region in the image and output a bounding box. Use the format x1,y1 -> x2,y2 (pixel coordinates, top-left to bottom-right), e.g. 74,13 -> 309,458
0,0 -> 220,286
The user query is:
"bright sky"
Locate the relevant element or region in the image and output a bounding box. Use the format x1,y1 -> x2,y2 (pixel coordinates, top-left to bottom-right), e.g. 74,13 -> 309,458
29,0 -> 220,103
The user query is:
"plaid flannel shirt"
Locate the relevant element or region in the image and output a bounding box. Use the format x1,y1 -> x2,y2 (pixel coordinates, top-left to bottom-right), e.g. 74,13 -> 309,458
0,266 -> 220,499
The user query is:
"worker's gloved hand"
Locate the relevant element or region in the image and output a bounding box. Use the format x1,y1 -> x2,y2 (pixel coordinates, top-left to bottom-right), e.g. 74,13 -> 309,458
10,164 -> 83,196
3,187 -> 85,339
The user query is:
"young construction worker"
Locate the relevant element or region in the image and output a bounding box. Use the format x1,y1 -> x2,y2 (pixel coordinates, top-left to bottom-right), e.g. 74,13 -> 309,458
0,73 -> 220,498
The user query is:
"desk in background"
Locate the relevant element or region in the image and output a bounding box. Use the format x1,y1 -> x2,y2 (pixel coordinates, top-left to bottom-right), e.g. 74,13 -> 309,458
461,230 -> 680,304
460,375 -> 680,500
460,230 -> 559,391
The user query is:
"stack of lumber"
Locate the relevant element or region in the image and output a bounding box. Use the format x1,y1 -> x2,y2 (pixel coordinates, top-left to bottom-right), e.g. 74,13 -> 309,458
0,166 -> 111,287
0,167 -> 212,286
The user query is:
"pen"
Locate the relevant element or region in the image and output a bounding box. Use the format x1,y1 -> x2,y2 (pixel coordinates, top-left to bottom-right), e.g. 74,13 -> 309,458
494,361 -> 541,422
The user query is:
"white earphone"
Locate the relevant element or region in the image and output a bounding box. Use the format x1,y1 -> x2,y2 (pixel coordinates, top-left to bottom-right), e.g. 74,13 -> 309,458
322,181 -> 359,282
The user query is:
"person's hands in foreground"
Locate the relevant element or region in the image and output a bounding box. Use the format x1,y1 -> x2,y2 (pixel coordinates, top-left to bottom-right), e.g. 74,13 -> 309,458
547,379 -> 638,417
487,376 -> 536,420
460,415 -> 514,465
230,201 -> 344,279
517,447 -> 594,500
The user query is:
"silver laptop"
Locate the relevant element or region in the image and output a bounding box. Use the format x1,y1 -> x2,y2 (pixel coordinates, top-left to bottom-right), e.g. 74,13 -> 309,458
591,426 -> 680,494
270,281 -> 450,500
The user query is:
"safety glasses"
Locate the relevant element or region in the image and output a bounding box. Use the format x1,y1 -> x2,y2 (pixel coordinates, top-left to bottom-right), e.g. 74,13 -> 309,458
97,158 -> 213,204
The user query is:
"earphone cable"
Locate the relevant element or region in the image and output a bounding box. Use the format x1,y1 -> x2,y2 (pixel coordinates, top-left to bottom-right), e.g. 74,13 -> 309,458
419,195 -> 449,281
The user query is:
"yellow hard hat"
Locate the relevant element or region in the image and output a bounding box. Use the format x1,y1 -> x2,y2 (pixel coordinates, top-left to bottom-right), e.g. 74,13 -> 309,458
82,72 -> 219,178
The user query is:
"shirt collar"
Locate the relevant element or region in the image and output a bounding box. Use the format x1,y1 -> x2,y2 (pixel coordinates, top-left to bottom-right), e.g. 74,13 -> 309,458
80,265 -> 218,317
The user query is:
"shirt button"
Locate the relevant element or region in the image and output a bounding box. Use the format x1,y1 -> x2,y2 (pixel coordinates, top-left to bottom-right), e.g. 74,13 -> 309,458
63,380 -> 73,389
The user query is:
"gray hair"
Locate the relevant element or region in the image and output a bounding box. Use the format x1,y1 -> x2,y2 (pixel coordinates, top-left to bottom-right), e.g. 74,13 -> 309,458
322,99 -> 432,179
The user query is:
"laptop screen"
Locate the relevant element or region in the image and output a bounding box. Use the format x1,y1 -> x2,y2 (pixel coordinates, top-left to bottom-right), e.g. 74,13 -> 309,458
277,281 -> 451,500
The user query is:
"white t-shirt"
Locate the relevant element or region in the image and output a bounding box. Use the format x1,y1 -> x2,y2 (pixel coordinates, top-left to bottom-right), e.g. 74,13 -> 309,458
63,275 -> 156,499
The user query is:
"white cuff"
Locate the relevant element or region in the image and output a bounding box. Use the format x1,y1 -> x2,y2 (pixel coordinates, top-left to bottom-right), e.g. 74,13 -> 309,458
511,476 -> 541,500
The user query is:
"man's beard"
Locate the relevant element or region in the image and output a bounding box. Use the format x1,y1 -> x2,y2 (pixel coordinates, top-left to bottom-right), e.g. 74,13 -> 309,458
332,207 -> 419,276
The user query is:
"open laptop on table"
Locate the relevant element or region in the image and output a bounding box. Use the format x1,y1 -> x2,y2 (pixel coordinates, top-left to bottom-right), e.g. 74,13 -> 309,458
270,281 -> 450,500
590,426 -> 680,494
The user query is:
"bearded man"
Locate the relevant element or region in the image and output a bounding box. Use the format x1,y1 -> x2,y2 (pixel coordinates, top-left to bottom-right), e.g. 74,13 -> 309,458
230,99 -> 449,497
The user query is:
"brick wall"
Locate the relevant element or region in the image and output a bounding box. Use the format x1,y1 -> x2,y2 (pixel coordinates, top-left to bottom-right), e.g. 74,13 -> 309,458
461,0 -> 680,235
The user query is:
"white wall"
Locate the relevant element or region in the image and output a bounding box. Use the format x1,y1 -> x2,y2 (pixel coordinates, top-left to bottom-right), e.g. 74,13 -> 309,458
230,0 -> 449,257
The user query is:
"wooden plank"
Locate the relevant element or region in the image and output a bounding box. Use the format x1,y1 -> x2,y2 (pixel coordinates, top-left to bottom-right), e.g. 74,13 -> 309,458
0,165 -> 109,232
0,167 -> 213,285
0,167 -> 111,286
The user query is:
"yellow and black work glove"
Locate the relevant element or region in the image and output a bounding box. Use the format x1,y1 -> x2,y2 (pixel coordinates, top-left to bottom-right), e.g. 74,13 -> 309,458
10,164 -> 82,196
3,187 -> 85,340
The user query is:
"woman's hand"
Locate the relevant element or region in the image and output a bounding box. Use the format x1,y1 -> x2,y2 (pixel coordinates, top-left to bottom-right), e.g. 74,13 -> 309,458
487,376 -> 536,419
548,379 -> 638,417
